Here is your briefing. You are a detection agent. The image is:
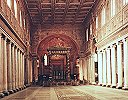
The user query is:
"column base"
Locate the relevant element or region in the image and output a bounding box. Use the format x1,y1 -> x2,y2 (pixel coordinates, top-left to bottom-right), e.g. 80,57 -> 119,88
25,84 -> 31,87
116,86 -> 122,89
23,85 -> 26,89
21,87 -> 24,90
8,90 -> 14,94
102,84 -> 106,87
13,89 -> 17,93
16,88 -> 20,91
91,82 -> 96,85
111,85 -> 116,88
19,87 -> 23,91
0,93 -> 4,98
3,90 -> 9,96
106,84 -> 111,87
98,83 -> 102,86
122,87 -> 128,90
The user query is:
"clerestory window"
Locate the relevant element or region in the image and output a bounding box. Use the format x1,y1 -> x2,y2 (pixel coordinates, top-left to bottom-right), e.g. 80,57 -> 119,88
111,0 -> 116,17
123,0 -> 128,5
14,0 -> 17,18
7,0 -> 11,8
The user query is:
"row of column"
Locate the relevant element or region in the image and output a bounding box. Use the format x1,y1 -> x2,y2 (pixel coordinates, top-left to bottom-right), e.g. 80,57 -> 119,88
86,56 -> 95,84
79,56 -> 95,84
98,37 -> 128,89
0,33 -> 25,95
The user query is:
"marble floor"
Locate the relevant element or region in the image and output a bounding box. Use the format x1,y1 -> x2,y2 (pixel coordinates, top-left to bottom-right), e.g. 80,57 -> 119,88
1,85 -> 128,100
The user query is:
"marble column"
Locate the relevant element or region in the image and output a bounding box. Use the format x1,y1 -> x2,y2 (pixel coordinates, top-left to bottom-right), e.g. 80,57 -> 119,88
89,57 -> 92,83
87,57 -> 91,82
11,43 -> 16,91
7,40 -> 13,93
29,60 -> 32,83
17,49 -> 20,89
3,36 -> 9,95
123,38 -> 128,89
23,53 -> 25,87
106,47 -> 111,87
91,55 -> 96,85
79,59 -> 83,81
111,44 -> 116,88
18,50 -> 21,89
117,41 -> 123,88
14,46 -> 18,90
103,49 -> 107,86
0,33 -> 4,97
20,51 -> 23,88
83,58 -> 87,80
98,51 -> 103,85
20,51 -> 22,88
25,56 -> 29,84
89,56 -> 92,83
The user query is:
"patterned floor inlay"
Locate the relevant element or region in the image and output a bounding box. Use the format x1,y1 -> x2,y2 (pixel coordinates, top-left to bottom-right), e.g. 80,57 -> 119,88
2,85 -> 128,100
54,86 -> 98,100
28,87 -> 51,100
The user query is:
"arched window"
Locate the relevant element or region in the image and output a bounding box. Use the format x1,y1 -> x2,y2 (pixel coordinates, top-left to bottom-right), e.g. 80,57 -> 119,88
20,10 -> 22,27
14,0 -> 17,18
23,19 -> 26,29
96,16 -> 98,29
86,28 -> 88,41
90,24 -> 92,35
7,0 -> 11,8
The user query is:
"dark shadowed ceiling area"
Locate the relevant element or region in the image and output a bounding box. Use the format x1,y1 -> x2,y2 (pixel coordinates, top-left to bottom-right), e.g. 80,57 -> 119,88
25,0 -> 95,25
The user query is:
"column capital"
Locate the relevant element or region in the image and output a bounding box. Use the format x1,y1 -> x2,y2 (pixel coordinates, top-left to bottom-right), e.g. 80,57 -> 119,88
20,50 -> 22,54
98,50 -> 102,54
118,40 -> 123,45
107,46 -> 111,50
111,43 -> 117,48
14,45 -> 17,49
2,34 -> 7,40
11,42 -> 14,47
7,38 -> 11,43
123,37 -> 128,42
103,49 -> 106,52
17,48 -> 20,51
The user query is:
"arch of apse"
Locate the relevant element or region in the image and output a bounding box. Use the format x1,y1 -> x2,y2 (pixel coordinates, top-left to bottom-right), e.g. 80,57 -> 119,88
37,34 -> 79,60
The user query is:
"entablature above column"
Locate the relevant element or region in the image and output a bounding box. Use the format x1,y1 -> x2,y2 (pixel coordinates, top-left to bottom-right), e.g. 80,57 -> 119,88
0,30 -> 24,53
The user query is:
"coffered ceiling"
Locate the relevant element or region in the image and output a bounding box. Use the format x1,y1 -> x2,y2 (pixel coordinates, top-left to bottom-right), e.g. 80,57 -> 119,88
25,0 -> 95,25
